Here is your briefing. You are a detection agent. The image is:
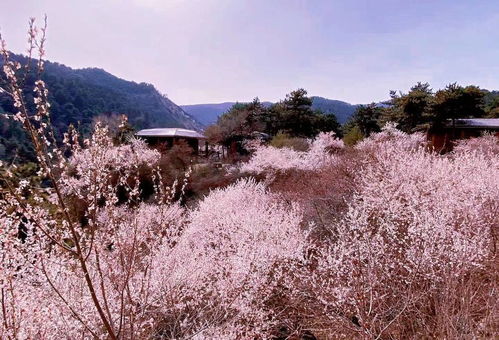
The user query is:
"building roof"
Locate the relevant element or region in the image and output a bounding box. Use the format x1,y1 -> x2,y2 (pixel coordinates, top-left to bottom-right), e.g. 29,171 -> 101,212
448,118 -> 499,129
136,128 -> 206,139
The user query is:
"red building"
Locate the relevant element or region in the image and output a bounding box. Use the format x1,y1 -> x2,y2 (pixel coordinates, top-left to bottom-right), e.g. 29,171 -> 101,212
428,118 -> 499,152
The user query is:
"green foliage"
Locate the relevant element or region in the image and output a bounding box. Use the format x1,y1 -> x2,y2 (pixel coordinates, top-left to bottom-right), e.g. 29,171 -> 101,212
270,88 -> 337,137
487,107 -> 499,118
314,109 -> 342,138
0,117 -> 36,162
431,83 -> 485,126
213,98 -> 267,145
207,89 -> 342,153
346,82 -> 489,136
0,162 -> 41,191
483,90 -> 499,116
342,125 -> 364,146
270,132 -> 309,151
382,82 -> 433,132
350,104 -> 382,137
273,88 -> 315,137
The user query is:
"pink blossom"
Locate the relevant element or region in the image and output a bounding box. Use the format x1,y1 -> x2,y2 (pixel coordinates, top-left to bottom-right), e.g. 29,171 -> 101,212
241,131 -> 344,174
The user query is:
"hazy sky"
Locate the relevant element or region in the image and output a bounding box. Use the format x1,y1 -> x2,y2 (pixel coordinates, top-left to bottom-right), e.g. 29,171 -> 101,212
1,0 -> 498,105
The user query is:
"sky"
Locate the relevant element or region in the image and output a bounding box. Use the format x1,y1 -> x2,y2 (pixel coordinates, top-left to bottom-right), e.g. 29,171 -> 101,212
1,0 -> 498,105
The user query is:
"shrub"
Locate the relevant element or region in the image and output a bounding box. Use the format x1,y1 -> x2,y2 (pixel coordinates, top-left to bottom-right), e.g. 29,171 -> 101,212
1,18 -> 497,340
240,132 -> 344,174
284,129 -> 499,339
453,133 -> 499,156
343,124 -> 364,146
270,132 -> 309,151
150,179 -> 306,338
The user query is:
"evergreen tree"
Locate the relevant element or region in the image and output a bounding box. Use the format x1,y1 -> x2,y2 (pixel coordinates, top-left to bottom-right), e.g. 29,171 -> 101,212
351,104 -> 382,137
384,82 -> 433,132
431,83 -> 485,128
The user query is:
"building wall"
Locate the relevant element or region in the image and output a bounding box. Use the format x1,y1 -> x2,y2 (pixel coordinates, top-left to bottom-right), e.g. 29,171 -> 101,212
428,128 -> 499,153
141,136 -> 200,154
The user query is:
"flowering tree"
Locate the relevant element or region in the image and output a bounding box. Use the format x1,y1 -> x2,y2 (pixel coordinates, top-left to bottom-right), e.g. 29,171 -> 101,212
148,179 -> 306,338
0,18 -> 187,339
0,19 -> 308,339
452,133 -> 499,156
1,17 -> 498,340
240,131 -> 344,174
285,127 -> 499,338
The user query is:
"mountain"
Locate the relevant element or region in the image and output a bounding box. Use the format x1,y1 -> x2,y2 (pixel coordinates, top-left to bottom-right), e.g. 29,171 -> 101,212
180,102 -> 236,126
0,53 -> 202,162
181,101 -> 274,126
182,97 -> 358,126
310,96 -> 359,124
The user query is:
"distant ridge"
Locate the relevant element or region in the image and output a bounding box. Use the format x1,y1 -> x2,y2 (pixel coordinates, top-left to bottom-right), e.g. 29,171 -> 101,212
182,97 -> 358,125
310,96 -> 359,124
180,102 -> 238,126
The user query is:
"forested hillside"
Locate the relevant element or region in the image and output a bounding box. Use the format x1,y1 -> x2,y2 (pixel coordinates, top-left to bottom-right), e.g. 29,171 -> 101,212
310,96 -> 358,124
0,53 -> 201,162
181,102 -> 235,125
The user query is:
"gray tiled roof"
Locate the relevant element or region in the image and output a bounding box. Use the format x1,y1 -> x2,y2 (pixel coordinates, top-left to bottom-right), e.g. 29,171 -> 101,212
136,128 -> 206,139
450,118 -> 499,129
